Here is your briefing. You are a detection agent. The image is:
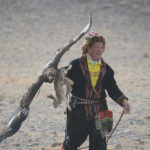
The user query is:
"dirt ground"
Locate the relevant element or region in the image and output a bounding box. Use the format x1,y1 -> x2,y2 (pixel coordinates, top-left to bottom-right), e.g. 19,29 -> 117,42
0,0 -> 150,149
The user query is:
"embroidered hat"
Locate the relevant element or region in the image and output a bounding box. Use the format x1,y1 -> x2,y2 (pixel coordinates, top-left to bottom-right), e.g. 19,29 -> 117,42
87,32 -> 99,37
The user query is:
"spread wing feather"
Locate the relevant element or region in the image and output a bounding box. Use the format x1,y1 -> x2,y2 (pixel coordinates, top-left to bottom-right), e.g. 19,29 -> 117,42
0,13 -> 92,142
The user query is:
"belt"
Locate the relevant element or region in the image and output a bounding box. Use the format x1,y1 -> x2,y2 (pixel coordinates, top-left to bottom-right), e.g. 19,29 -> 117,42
72,95 -> 99,104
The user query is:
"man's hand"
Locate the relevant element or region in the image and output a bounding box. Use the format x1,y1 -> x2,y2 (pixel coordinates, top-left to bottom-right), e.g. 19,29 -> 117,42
123,100 -> 130,114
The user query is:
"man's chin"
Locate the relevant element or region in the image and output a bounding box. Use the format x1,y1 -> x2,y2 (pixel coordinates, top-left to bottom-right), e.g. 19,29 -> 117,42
93,57 -> 101,61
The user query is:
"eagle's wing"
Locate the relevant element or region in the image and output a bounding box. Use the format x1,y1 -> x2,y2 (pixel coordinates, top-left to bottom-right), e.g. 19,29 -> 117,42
0,13 -> 92,142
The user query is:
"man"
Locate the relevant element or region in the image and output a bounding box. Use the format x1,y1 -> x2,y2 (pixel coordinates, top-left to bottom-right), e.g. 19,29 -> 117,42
62,32 -> 130,150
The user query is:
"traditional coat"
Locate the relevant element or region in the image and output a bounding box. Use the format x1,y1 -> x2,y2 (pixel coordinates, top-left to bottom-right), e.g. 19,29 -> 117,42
67,55 -> 128,120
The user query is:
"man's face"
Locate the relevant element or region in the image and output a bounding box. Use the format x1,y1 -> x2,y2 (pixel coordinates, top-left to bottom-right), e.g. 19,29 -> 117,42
87,42 -> 105,61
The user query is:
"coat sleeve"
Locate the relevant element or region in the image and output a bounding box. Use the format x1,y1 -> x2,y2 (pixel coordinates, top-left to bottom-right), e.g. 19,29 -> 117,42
105,65 -> 128,107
